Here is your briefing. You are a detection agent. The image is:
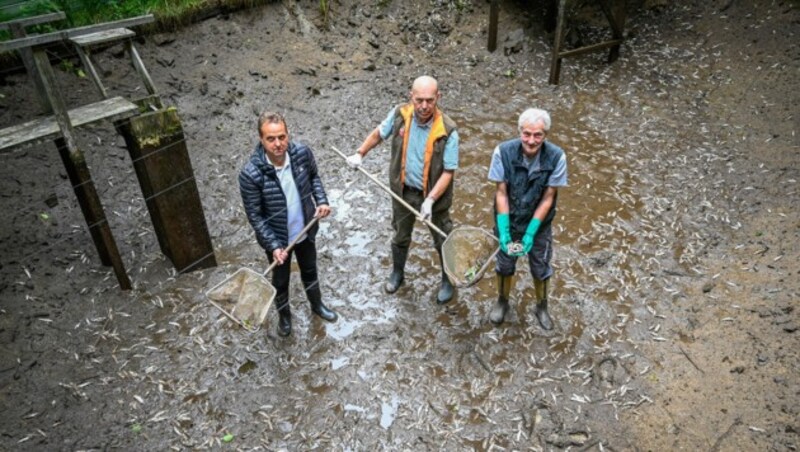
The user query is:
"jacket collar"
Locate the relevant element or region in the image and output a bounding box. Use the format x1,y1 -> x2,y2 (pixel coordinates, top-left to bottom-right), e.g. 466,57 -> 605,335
252,141 -> 297,175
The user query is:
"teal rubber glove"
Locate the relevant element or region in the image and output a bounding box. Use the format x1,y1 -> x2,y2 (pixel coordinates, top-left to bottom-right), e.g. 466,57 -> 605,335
496,213 -> 511,254
521,218 -> 541,255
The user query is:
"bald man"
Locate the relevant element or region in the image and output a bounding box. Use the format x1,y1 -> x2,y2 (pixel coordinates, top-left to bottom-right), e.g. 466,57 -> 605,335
347,76 -> 459,305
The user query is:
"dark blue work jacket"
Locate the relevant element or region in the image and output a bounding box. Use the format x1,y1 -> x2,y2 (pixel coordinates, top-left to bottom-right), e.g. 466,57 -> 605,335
239,141 -> 328,253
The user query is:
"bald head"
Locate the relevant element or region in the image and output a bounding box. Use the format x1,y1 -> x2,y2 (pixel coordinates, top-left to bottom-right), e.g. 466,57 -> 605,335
409,75 -> 441,123
411,75 -> 439,94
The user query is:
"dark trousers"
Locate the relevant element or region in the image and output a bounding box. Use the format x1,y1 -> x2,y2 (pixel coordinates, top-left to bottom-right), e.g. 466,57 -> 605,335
391,186 -> 453,250
495,224 -> 554,280
267,238 -> 319,311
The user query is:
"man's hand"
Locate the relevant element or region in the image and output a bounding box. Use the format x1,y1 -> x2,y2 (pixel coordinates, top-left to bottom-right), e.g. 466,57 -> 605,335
316,205 -> 331,218
421,197 -> 434,220
346,152 -> 363,168
272,248 -> 288,265
497,213 -> 512,255
521,218 -> 541,255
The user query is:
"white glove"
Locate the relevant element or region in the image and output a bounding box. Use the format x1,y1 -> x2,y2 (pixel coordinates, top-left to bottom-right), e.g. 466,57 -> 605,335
421,197 -> 434,220
346,152 -> 363,168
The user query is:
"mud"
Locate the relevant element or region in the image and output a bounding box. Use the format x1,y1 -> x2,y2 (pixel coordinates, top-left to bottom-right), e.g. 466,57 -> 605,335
0,0 -> 797,450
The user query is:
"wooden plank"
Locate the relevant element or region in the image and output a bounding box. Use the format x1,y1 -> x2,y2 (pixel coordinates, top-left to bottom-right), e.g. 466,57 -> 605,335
487,0 -> 499,52
0,96 -> 138,152
0,14 -> 153,53
70,28 -> 134,47
549,0 -> 567,85
0,11 -> 65,30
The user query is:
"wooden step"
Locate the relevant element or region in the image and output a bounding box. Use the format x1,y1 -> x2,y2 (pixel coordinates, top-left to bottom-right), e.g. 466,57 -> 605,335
0,96 -> 139,152
70,28 -> 135,47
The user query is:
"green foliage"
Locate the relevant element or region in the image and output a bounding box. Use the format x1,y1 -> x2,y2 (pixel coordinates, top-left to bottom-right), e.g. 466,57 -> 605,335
319,0 -> 329,27
1,0 -> 210,36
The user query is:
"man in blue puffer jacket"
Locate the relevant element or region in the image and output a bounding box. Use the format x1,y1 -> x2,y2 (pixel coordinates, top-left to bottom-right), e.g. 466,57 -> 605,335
239,111 -> 336,337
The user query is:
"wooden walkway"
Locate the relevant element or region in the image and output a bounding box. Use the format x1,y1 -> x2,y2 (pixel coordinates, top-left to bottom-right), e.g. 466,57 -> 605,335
1,13 -> 216,289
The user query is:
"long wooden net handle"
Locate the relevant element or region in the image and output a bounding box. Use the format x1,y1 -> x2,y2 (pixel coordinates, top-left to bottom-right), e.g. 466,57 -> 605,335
331,146 -> 447,239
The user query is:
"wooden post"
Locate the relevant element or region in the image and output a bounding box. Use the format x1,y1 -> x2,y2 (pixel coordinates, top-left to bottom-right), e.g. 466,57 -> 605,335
8,23 -> 50,111
600,0 -> 627,63
32,49 -> 131,289
549,0 -> 567,85
117,106 -> 216,273
488,0 -> 499,52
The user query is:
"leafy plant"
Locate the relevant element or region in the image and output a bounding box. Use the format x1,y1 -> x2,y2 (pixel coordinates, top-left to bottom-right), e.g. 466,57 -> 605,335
319,0 -> 329,27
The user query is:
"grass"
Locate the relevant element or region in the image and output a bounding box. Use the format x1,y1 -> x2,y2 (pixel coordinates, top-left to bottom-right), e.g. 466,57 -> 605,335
0,0 -> 273,41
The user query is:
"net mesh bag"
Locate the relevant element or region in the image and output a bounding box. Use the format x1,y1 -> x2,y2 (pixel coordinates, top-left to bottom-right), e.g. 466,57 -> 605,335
207,268 -> 276,330
441,226 -> 499,287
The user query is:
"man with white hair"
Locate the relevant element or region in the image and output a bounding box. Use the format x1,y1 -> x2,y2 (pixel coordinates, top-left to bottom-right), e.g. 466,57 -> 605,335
347,76 -> 459,305
487,108 -> 568,328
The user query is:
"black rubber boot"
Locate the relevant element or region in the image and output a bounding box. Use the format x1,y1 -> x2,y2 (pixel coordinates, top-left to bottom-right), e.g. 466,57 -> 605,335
275,294 -> 292,337
436,248 -> 454,305
307,286 -> 337,322
384,244 -> 408,294
534,278 -> 553,331
490,274 -> 513,325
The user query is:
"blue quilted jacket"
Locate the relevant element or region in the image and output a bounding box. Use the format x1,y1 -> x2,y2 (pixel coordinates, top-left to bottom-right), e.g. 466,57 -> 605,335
239,141 -> 328,253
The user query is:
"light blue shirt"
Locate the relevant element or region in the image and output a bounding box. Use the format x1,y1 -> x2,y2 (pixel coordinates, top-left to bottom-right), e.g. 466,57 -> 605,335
487,144 -> 568,187
379,107 -> 459,190
267,153 -> 306,244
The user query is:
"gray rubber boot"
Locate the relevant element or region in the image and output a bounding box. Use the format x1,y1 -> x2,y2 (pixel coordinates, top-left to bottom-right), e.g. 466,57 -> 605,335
385,244 -> 408,294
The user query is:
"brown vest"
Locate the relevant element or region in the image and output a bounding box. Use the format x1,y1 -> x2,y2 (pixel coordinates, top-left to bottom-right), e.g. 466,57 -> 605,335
389,104 -> 457,210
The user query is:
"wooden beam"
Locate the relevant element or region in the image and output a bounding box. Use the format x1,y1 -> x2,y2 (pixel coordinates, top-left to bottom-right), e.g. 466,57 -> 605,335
126,40 -> 160,103
602,0 -> 627,62
0,96 -> 138,152
0,14 -> 154,53
8,22 -> 50,111
117,107 -> 216,273
73,45 -> 109,99
31,49 -> 131,289
0,11 -> 66,30
558,39 -> 624,59
549,0 -> 567,85
488,0 -> 499,52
